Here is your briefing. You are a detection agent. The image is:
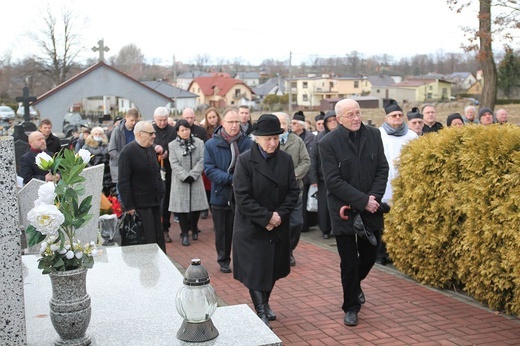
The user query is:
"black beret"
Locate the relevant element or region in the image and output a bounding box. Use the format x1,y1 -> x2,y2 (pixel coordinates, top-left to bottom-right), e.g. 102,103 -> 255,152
407,107 -> 423,120
384,99 -> 403,115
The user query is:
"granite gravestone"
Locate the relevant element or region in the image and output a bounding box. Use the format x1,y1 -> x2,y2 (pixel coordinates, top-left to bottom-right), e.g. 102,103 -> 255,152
0,136 -> 27,345
18,164 -> 105,253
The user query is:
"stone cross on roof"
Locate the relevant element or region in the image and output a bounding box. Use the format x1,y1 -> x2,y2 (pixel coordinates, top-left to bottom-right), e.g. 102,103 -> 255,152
92,39 -> 110,62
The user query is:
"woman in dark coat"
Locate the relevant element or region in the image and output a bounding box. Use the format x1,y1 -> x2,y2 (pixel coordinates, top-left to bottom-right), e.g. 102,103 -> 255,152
232,114 -> 300,328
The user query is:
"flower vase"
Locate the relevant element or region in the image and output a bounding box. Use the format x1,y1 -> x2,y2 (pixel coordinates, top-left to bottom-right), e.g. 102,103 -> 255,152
49,267 -> 92,346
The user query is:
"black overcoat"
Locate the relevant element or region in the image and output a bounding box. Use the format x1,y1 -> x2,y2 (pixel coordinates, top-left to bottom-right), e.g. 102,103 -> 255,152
319,123 -> 389,235
118,141 -> 165,211
232,144 -> 300,291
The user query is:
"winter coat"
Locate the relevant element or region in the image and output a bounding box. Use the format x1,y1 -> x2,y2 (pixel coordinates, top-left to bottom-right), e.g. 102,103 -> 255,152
232,144 -> 300,291
279,132 -> 310,189
108,119 -> 133,183
168,136 -> 208,213
203,127 -> 253,207
117,141 -> 165,211
83,135 -> 112,188
319,123 -> 389,236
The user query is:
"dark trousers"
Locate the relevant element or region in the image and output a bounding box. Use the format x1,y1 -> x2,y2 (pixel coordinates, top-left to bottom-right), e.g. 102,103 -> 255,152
177,211 -> 201,235
135,206 -> 166,253
317,181 -> 331,235
290,194 -> 303,251
212,205 -> 234,267
161,170 -> 172,232
335,230 -> 381,312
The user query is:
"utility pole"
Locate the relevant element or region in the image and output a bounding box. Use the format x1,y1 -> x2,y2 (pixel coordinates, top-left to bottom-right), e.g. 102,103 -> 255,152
173,54 -> 177,115
288,51 -> 292,115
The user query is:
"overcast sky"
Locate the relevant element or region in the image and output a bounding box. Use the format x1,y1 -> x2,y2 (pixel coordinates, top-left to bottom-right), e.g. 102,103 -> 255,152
3,0 -> 495,66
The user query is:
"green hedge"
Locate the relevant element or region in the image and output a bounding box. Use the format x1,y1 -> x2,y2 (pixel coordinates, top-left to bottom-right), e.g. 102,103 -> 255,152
385,124 -> 520,316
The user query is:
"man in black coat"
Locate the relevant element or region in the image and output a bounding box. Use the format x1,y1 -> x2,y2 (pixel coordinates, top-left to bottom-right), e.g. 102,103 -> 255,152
152,107 -> 177,243
118,121 -> 166,253
38,118 -> 62,155
20,131 -> 60,185
319,98 -> 389,327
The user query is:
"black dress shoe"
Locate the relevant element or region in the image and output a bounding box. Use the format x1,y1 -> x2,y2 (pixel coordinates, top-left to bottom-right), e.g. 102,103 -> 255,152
220,265 -> 232,273
344,311 -> 358,326
192,229 -> 199,240
357,288 -> 365,304
200,210 -> 208,219
322,233 -> 330,239
289,254 -> 296,266
182,235 -> 190,246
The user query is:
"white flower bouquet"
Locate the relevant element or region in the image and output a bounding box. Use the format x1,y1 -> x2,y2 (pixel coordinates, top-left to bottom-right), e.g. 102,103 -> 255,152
26,148 -> 99,274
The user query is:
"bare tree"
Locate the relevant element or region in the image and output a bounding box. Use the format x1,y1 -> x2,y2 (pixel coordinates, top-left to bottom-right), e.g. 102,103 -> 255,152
447,0 -> 520,108
111,44 -> 145,79
29,5 -> 84,87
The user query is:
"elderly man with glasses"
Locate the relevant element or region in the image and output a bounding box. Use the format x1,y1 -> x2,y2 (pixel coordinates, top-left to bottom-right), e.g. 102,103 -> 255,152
319,98 -> 389,327
118,121 -> 166,253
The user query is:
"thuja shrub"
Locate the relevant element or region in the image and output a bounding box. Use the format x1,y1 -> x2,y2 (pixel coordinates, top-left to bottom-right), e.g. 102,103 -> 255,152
385,124 -> 520,316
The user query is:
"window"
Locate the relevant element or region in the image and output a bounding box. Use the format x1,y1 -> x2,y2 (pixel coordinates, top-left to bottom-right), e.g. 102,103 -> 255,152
235,89 -> 241,98
303,94 -> 308,101
303,82 -> 308,89
291,82 -> 297,89
354,81 -> 359,88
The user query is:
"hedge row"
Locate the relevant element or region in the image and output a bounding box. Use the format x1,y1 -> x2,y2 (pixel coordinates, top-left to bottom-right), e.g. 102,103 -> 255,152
385,124 -> 520,316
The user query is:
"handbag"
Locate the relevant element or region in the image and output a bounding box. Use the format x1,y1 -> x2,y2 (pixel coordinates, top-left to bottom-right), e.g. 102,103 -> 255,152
119,212 -> 145,246
306,185 -> 318,212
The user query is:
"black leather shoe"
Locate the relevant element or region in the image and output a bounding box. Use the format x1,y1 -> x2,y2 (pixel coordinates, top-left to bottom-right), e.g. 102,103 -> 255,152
357,288 -> 365,304
322,233 -> 330,239
192,229 -> 199,240
164,232 -> 172,243
201,210 -> 208,219
289,254 -> 296,266
182,235 -> 189,246
344,311 -> 358,326
220,265 -> 232,273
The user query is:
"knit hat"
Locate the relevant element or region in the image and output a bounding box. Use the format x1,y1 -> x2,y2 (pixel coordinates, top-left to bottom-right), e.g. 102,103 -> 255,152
447,113 -> 464,127
478,107 -> 493,120
384,99 -> 402,115
315,111 -> 325,122
252,114 -> 284,136
293,111 -> 305,122
407,107 -> 423,120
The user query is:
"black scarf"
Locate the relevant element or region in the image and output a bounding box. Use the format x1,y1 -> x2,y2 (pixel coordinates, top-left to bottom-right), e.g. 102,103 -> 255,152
176,135 -> 196,156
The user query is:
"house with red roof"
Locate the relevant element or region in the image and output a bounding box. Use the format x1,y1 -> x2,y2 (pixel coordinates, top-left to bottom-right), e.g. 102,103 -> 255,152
188,73 -> 255,109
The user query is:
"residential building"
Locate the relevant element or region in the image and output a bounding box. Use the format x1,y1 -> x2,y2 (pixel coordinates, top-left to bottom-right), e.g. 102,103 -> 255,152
234,71 -> 260,88
188,74 -> 255,109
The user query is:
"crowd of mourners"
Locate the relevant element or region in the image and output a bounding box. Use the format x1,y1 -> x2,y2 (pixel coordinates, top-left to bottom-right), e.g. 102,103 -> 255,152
19,100 -> 512,329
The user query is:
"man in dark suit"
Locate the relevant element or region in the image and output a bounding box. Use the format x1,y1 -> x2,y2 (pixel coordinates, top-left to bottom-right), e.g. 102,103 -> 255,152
319,98 -> 389,327
118,121 -> 166,253
182,108 -> 207,141
20,131 -> 60,185
38,118 -> 62,155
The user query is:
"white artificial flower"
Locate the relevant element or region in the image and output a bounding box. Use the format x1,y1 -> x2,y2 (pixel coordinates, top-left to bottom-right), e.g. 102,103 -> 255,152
39,242 -> 48,255
27,204 -> 64,237
75,251 -> 83,259
76,149 -> 92,164
66,251 -> 74,259
50,244 -> 59,252
36,182 -> 56,206
35,152 -> 54,170
91,249 -> 99,257
58,248 -> 67,254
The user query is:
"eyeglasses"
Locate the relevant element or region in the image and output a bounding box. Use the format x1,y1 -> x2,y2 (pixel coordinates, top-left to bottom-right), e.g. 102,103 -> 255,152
140,130 -> 156,135
386,113 -> 404,118
341,111 -> 363,120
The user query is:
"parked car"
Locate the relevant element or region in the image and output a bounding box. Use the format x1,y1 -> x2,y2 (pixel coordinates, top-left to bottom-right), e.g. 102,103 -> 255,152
63,112 -> 92,137
0,106 -> 15,120
16,103 -> 39,119
467,97 -> 479,105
